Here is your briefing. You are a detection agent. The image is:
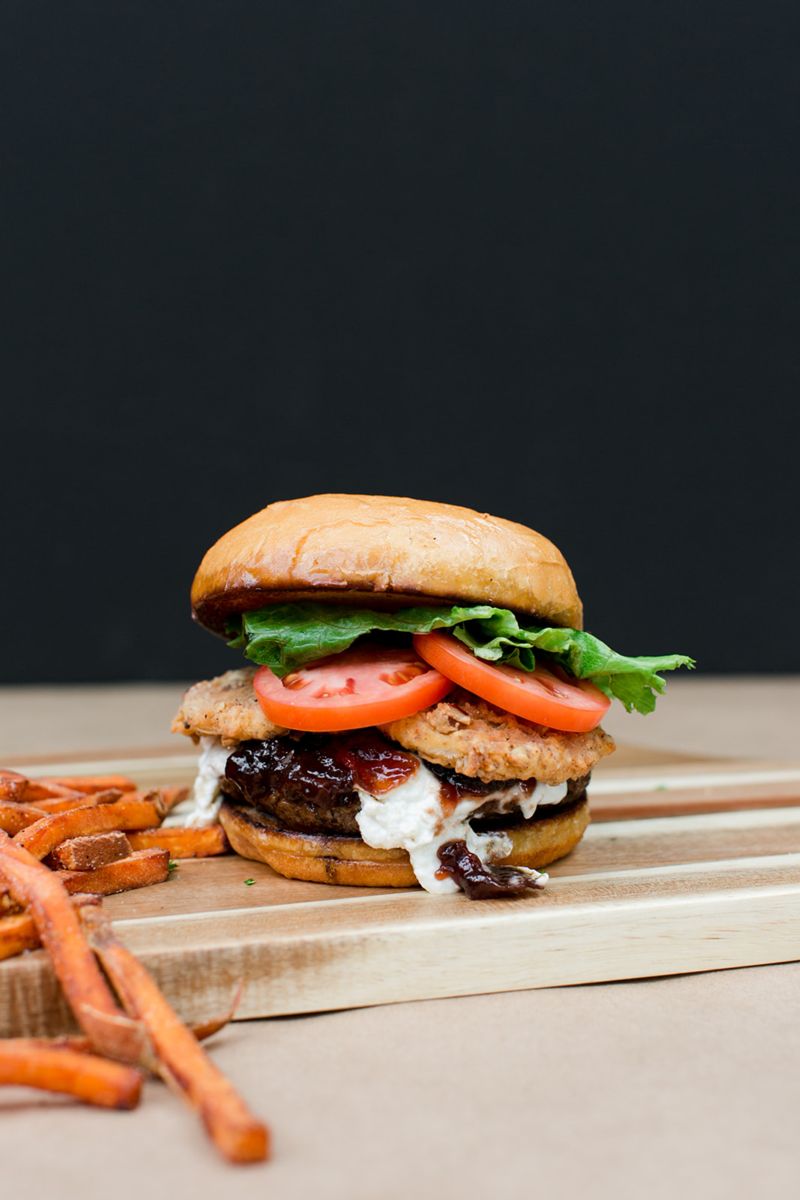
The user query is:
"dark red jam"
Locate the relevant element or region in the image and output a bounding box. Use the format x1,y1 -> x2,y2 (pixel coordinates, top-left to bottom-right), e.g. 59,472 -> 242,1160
222,731 -> 420,834
437,840 -> 546,899
333,733 -> 419,795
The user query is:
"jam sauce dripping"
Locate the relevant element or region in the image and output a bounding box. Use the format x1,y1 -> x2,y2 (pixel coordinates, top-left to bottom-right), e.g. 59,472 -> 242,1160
437,841 -> 545,899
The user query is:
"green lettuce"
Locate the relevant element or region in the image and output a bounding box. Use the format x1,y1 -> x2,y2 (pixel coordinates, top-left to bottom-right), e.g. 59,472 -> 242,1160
449,611 -> 693,714
229,603 -> 693,715
228,603 -> 493,675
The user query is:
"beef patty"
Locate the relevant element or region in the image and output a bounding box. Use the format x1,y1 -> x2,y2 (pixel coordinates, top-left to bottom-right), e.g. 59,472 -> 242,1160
221,732 -> 590,837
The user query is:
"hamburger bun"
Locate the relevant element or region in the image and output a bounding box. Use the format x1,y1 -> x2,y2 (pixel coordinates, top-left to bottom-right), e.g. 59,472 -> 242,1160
192,494 -> 582,635
219,797 -> 589,888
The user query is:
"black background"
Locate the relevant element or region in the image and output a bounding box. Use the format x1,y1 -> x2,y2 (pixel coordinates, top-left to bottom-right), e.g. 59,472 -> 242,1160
3,2 -> 798,683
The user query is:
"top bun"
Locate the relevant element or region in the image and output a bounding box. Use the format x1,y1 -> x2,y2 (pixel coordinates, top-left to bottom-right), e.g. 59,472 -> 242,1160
191,494 -> 582,634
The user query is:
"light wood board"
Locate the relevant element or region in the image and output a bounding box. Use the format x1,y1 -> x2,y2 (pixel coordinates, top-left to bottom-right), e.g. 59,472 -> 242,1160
3,749 -> 800,1036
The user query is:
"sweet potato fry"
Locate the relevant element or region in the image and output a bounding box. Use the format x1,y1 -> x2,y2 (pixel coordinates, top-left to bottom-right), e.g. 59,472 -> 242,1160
128,826 -> 229,858
0,1041 -> 142,1109
0,911 -> 39,959
0,770 -> 29,801
0,891 -> 105,949
58,848 -> 170,897
2,846 -> 168,916
10,1035 -> 92,1051
0,802 -> 48,836
84,908 -> 269,1163
22,781 -> 84,802
51,831 -> 132,871
32,795 -> 104,815
24,986 -> 243,1050
117,788 -> 189,820
190,982 -> 244,1043
37,774 -> 137,794
14,796 -> 161,860
0,886 -> 21,913
22,984 -> 244,1048
0,831 -> 140,1061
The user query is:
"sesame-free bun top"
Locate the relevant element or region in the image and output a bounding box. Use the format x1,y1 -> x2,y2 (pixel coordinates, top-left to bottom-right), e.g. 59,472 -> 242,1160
191,494 -> 583,635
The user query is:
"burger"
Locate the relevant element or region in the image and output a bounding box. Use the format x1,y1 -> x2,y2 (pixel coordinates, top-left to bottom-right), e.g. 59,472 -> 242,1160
172,495 -> 692,898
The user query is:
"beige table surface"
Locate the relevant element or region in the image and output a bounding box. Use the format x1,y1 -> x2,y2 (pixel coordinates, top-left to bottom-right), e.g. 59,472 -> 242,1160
2,677 -> 799,1200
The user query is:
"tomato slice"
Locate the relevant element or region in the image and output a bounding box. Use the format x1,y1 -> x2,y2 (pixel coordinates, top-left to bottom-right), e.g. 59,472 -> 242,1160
413,631 -> 610,732
253,643 -> 453,732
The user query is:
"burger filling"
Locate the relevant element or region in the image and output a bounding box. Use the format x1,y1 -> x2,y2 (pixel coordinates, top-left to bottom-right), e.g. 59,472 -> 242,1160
217,731 -> 587,895
172,601 -> 692,897
170,674 -> 611,895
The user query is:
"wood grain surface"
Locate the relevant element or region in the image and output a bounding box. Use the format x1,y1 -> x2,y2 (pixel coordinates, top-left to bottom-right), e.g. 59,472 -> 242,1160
2,750 -> 800,1037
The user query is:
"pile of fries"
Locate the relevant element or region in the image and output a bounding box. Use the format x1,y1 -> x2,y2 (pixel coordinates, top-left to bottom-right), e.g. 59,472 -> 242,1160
0,770 -> 231,958
0,768 -> 268,1165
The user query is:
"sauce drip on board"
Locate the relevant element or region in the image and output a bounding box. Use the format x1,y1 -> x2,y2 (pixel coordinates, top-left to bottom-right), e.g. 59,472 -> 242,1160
437,840 -> 547,899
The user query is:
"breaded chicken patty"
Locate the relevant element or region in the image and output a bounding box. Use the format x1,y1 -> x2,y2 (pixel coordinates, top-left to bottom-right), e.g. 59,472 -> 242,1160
173,670 -> 613,783
172,668 -> 284,745
382,690 -> 615,784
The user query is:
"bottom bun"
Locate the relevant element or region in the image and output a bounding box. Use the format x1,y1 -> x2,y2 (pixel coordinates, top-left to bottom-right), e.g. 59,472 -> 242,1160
219,798 -> 590,888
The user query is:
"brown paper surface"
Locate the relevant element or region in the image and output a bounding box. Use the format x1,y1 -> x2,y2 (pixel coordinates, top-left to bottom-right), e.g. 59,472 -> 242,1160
3,964 -> 800,1199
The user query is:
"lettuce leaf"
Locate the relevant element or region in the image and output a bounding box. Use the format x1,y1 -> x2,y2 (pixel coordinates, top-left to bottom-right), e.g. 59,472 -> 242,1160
449,612 -> 694,714
229,603 -> 495,675
230,603 -> 694,714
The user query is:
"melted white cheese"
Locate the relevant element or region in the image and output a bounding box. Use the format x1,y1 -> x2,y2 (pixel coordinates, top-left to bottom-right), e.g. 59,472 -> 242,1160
165,736 -> 231,828
355,760 -> 566,894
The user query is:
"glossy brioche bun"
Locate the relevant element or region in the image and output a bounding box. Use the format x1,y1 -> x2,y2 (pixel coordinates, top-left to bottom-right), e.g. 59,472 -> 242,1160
192,494 -> 582,634
219,798 -> 589,888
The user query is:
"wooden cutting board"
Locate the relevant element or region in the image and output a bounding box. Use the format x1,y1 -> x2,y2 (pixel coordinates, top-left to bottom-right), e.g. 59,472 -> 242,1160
3,749 -> 800,1037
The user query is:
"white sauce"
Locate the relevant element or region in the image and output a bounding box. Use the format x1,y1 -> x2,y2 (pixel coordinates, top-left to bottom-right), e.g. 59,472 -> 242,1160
165,736 -> 231,828
492,779 -> 570,821
355,759 -> 566,895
